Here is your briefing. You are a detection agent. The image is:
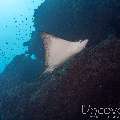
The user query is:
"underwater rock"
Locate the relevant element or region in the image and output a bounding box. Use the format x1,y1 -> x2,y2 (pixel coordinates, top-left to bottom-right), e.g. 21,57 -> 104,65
28,0 -> 120,57
0,37 -> 120,120
0,0 -> 120,119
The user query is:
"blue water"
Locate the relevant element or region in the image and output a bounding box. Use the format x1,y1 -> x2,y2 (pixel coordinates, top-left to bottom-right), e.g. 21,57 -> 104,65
0,0 -> 45,73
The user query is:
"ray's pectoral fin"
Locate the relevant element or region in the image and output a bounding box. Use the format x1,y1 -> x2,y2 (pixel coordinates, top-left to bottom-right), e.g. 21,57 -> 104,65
41,32 -> 88,73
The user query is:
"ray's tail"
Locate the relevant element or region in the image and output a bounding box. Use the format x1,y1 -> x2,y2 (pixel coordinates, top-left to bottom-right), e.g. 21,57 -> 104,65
38,67 -> 53,80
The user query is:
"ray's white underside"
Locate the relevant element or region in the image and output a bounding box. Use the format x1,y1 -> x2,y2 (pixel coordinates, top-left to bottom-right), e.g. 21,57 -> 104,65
41,32 -> 88,72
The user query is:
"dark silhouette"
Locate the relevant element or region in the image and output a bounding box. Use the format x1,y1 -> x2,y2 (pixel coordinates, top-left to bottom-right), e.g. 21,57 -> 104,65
0,0 -> 120,119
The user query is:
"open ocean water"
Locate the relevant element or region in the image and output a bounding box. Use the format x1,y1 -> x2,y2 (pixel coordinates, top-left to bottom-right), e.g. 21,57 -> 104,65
0,0 -> 45,73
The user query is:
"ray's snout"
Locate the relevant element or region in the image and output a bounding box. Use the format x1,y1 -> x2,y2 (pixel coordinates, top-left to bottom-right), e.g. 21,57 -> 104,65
80,39 -> 88,48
